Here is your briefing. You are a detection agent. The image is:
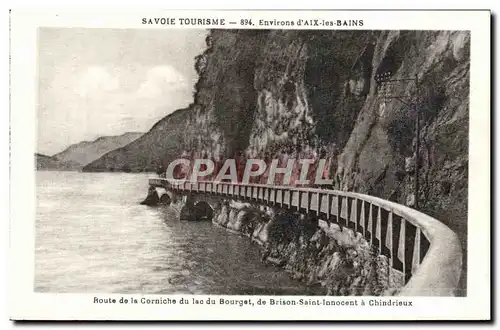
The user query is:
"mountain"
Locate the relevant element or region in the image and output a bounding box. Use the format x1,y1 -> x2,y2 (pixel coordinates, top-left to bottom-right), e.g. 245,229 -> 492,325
84,29 -> 469,242
35,153 -> 82,171
53,132 -> 143,166
83,110 -> 190,172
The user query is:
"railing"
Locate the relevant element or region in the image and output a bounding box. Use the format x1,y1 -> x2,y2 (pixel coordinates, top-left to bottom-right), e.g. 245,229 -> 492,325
149,178 -> 462,296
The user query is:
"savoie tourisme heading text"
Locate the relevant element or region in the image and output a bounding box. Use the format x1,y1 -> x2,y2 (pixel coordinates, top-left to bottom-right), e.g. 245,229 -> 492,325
141,17 -> 364,28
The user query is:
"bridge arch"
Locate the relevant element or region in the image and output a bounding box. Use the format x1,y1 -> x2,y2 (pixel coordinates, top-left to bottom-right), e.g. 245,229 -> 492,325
193,201 -> 214,221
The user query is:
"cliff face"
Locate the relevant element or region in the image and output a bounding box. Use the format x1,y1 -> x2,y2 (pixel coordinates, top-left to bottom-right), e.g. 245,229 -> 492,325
86,29 -> 469,245
337,31 -> 469,238
55,132 -> 143,166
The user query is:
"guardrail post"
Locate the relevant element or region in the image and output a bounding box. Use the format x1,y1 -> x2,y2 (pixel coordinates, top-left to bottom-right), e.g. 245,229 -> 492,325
387,211 -> 394,267
325,194 -> 332,222
399,219 -> 406,277
296,191 -> 302,211
346,197 -> 352,229
305,191 -> 311,213
315,191 -> 321,216
350,198 -> 358,231
359,200 -> 366,237
367,203 -> 374,244
284,189 -> 290,209
413,228 -> 421,273
336,195 -> 341,227
391,215 -> 403,273
380,208 -> 390,258
404,222 -> 417,284
376,206 -> 382,253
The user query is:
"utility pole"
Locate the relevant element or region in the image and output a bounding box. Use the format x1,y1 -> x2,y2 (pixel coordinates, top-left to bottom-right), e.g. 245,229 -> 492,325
375,72 -> 420,209
413,74 -> 419,209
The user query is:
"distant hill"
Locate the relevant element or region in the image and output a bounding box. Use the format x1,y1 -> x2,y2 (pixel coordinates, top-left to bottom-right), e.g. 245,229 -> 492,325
53,132 -> 143,166
35,153 -> 82,171
82,110 -> 189,173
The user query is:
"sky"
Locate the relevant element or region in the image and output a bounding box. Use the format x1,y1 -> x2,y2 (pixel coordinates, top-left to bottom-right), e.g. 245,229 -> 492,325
37,28 -> 208,156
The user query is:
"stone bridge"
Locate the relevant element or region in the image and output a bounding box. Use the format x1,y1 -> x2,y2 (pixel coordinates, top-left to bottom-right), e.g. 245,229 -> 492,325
146,178 -> 462,297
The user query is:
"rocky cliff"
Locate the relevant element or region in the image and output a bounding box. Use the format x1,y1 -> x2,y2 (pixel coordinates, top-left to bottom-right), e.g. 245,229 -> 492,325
210,200 -> 401,296
85,29 -> 469,289
54,132 -> 143,167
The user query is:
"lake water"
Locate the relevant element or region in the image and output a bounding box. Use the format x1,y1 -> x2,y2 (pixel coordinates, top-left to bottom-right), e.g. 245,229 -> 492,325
35,171 -> 323,295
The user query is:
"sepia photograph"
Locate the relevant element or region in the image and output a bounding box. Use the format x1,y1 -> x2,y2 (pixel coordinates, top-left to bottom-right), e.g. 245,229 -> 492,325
9,9 -> 491,321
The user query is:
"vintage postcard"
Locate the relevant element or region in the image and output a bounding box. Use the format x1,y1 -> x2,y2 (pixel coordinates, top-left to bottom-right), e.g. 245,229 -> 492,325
9,9 -> 490,321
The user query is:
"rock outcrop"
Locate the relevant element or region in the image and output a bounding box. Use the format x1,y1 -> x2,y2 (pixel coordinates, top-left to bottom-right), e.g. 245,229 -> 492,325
212,201 -> 401,296
35,153 -> 82,171
140,186 -> 160,206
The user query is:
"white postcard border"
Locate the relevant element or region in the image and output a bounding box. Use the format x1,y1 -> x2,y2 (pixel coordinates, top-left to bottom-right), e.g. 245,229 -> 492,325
9,9 -> 491,321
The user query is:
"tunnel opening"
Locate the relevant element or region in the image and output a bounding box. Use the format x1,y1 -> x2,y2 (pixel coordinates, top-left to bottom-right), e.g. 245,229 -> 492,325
374,31 -> 413,78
